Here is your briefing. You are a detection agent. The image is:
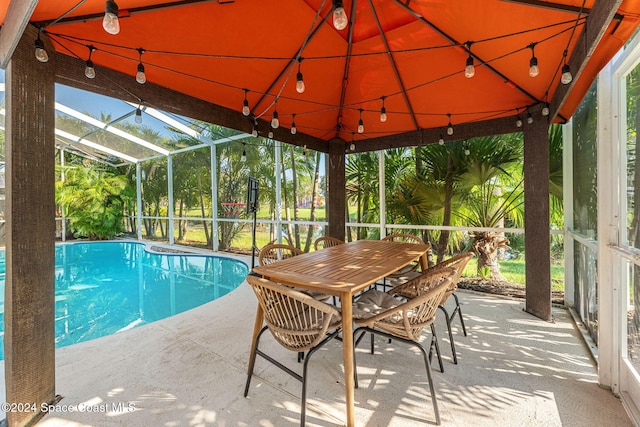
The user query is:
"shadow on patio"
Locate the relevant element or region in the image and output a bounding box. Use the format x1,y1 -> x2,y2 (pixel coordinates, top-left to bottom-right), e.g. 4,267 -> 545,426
32,258 -> 628,427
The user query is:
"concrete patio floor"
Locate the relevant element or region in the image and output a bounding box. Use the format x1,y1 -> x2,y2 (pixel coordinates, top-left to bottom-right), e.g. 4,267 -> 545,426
27,254 -> 630,427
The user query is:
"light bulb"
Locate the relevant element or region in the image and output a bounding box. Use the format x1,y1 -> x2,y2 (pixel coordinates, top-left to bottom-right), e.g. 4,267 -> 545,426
85,60 -> 96,79
350,142 -> 355,151
296,71 -> 305,94
251,127 -> 258,137
241,149 -> 246,162
561,64 -> 572,84
333,4 -> 348,31
438,137 -> 444,145
380,107 -> 387,123
465,148 -> 470,156
447,124 -> 454,135
136,63 -> 146,84
271,110 -> 279,129
516,117 -> 523,127
542,104 -> 550,116
465,55 -> 475,78
34,38 -> 48,63
357,119 -> 364,134
103,0 -> 120,35
135,107 -> 142,124
268,130 -> 274,138
529,56 -> 539,77
242,99 -> 250,116
526,112 -> 533,124
291,122 -> 297,134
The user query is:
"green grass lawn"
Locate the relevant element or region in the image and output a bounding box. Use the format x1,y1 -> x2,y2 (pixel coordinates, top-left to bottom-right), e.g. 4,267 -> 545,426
177,222 -> 566,291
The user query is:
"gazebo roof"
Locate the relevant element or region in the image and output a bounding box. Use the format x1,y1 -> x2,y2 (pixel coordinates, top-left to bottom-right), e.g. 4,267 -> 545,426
0,0 -> 638,153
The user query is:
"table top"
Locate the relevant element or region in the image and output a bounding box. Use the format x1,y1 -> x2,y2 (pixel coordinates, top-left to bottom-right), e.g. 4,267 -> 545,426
251,239 -> 429,296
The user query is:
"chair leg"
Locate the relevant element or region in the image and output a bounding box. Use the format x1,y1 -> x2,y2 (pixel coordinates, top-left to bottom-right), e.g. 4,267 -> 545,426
417,341 -> 441,425
438,305 -> 458,364
430,324 -> 444,373
244,326 -> 269,397
301,329 -> 342,427
355,326 -> 441,425
452,293 -> 467,336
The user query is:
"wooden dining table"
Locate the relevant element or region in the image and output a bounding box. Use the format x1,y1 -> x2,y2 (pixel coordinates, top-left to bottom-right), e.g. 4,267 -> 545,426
250,239 -> 430,427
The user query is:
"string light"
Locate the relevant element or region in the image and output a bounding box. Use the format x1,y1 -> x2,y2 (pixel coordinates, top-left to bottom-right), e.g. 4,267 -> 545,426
516,111 -> 523,128
333,0 -> 348,31
271,109 -> 279,129
296,59 -> 305,94
103,0 -> 120,35
464,43 -> 475,78
447,113 -> 454,135
561,49 -> 572,84
438,133 -> 445,145
464,143 -> 470,156
34,31 -> 48,63
379,97 -> 387,123
242,89 -> 250,116
85,45 -> 96,79
528,43 -> 539,77
135,106 -> 143,124
241,143 -> 246,162
291,114 -> 297,134
136,48 -> 146,84
357,109 -> 364,134
526,111 -> 533,124
561,64 -> 572,84
251,119 -> 258,137
542,103 -> 550,116
268,130 -> 274,139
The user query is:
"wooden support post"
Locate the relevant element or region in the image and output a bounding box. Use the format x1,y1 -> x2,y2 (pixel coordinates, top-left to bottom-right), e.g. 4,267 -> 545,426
327,139 -> 346,240
5,25 -> 57,426
524,108 -> 552,321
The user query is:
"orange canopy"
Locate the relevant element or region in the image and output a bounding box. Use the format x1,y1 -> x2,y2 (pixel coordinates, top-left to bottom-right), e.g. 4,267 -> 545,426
2,0 -> 639,147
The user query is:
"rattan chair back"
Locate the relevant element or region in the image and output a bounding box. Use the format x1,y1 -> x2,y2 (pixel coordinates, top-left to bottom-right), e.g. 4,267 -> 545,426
246,275 -> 341,352
355,278 -> 450,342
313,236 -> 345,250
258,243 -> 304,266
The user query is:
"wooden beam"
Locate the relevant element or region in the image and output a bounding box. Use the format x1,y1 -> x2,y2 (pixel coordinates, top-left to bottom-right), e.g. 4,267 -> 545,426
500,0 -> 623,22
327,139 -> 346,240
52,51 -> 329,153
5,22 -> 58,426
523,104 -> 551,321
550,0 -> 623,119
0,0 -> 39,68
353,114 -> 523,153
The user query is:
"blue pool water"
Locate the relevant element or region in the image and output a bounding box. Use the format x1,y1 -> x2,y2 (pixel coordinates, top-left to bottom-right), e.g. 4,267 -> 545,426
0,242 -> 248,359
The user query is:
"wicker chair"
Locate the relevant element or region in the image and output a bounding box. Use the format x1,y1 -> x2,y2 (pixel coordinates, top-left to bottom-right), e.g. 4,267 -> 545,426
380,233 -> 429,289
352,278 -> 451,426
244,276 -> 342,427
313,236 -> 345,250
390,253 -> 474,364
258,243 -> 331,304
258,243 -> 304,265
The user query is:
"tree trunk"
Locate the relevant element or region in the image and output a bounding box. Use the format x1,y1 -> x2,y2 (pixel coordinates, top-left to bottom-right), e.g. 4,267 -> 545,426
473,231 -> 508,280
281,167 -> 294,245
197,174 -> 211,246
304,152 -> 321,252
290,146 -> 301,248
437,154 -> 454,262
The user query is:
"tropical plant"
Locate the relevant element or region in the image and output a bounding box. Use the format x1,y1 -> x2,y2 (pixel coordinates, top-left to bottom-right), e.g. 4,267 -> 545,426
56,165 -> 135,240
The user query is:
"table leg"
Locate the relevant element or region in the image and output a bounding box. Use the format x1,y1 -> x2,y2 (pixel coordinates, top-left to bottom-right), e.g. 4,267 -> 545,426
419,252 -> 428,270
247,304 -> 264,375
341,291 -> 355,427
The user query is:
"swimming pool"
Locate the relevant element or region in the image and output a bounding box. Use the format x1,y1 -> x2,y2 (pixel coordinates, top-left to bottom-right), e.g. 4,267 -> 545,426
0,241 -> 248,359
